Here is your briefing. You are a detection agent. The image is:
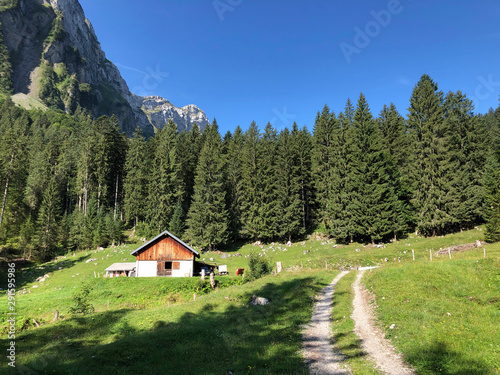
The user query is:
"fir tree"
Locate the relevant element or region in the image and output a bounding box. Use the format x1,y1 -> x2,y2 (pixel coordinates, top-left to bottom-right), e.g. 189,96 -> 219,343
484,153 -> 500,242
257,123 -> 280,241
0,22 -> 13,94
35,175 -> 61,261
349,94 -> 405,243
186,120 -> 229,250
292,123 -> 313,232
123,128 -> 149,227
226,125 -> 245,240
275,126 -> 303,241
407,74 -> 452,236
444,91 -> 487,230
240,121 -> 261,240
147,120 -> 182,233
311,105 -> 336,230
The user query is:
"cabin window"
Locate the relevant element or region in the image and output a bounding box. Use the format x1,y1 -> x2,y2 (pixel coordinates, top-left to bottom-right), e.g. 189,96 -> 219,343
172,262 -> 180,270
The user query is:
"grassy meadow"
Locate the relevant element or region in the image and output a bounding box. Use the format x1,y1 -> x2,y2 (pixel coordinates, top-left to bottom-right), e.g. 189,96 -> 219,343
0,228 -> 499,374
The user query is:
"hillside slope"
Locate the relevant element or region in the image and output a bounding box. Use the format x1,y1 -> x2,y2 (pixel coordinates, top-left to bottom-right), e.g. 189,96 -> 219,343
0,0 -> 208,135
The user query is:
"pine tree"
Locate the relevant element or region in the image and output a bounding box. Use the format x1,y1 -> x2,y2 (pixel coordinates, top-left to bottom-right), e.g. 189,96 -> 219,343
35,175 -> 61,261
257,123 -> 280,241
483,152 -> 500,242
0,22 -> 13,94
169,201 -> 185,237
176,123 -> 204,222
275,126 -> 303,241
123,128 -> 149,227
329,101 -> 355,242
377,103 -> 408,169
444,91 -> 487,230
292,123 -> 313,232
348,94 -> 405,243
186,120 -> 229,250
226,125 -> 245,240
407,74 -> 452,236
311,105 -> 336,230
377,103 -> 413,234
240,121 -> 261,240
0,108 -> 30,235
147,120 -> 182,233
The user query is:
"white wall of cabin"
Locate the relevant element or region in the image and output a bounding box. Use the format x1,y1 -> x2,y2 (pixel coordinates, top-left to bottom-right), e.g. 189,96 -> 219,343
136,260 -> 194,277
136,260 -> 157,277
172,260 -> 194,277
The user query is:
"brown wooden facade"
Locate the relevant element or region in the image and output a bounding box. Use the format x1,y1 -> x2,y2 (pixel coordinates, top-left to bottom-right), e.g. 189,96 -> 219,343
135,236 -> 196,261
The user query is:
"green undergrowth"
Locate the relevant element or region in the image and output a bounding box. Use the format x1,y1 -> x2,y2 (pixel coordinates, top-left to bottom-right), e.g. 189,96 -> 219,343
331,271 -> 380,374
364,242 -> 500,375
1,270 -> 334,374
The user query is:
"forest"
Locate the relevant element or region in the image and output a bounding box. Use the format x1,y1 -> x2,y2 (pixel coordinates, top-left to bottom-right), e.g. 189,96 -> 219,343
0,73 -> 499,261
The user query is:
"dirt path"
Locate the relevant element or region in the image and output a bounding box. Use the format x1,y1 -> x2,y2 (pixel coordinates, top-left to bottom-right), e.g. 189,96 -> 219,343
352,269 -> 415,375
302,271 -> 351,375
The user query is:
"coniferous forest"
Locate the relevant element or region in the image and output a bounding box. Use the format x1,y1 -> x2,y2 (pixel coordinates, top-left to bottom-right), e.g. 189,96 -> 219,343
1,74 -> 500,261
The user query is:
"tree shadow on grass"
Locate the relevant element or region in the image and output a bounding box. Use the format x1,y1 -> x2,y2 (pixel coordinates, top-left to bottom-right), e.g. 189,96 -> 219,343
0,254 -> 91,289
406,341 -> 490,375
8,276 -> 331,374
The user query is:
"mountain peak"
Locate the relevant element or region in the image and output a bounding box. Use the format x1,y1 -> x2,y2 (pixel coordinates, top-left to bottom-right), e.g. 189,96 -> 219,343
0,0 -> 209,135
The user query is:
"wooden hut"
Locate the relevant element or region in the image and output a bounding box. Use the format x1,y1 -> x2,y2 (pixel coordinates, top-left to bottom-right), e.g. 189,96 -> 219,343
130,230 -> 200,277
105,263 -> 136,277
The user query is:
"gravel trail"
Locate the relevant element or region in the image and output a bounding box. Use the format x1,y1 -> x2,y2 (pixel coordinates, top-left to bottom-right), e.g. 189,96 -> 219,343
302,271 -> 351,375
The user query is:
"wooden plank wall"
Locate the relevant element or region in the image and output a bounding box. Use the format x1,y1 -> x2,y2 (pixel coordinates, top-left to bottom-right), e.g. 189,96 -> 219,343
136,236 -> 194,261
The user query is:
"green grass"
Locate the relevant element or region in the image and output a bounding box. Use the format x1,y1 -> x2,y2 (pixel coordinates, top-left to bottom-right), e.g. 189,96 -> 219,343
0,228 -> 498,374
331,271 -> 380,374
1,270 -> 334,374
204,228 -> 486,275
364,242 -> 500,375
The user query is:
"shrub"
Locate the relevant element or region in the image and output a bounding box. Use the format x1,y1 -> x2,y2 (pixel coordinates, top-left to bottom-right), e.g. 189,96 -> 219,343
69,282 -> 95,315
248,252 -> 272,280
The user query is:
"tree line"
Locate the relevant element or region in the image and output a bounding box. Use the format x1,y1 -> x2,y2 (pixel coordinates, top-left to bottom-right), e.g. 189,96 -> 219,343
0,74 -> 499,260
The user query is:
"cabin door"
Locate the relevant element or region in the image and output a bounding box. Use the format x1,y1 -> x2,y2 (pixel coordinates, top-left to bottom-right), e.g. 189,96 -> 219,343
157,261 -> 172,276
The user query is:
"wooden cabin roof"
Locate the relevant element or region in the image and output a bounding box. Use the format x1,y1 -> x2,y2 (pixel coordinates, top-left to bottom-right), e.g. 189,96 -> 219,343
130,230 -> 200,258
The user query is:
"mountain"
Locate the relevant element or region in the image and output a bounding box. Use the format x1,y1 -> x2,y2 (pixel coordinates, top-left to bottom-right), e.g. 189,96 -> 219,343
0,0 -> 208,135
140,96 -> 209,132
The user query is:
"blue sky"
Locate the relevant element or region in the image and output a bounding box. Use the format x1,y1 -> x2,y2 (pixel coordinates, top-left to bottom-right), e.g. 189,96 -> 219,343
79,0 -> 500,134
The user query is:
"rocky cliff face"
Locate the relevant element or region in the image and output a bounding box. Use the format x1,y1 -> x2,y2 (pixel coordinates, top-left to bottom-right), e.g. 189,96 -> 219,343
0,0 -> 208,136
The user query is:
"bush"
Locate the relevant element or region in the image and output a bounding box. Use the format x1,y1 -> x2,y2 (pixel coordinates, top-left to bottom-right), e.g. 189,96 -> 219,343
69,282 -> 95,315
248,252 -> 272,280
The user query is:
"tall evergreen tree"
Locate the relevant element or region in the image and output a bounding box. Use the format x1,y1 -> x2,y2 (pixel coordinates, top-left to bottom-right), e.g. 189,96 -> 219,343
292,123 -> 313,232
483,152 -> 500,242
226,125 -> 245,240
35,175 -> 61,261
311,105 -> 336,229
275,126 -> 304,241
186,120 -> 229,250
147,120 -> 182,233
0,109 -> 30,235
257,123 -> 280,241
240,121 -> 261,240
348,94 -> 405,243
444,91 -> 487,230
407,74 -> 453,236
123,128 -> 149,227
377,103 -> 413,233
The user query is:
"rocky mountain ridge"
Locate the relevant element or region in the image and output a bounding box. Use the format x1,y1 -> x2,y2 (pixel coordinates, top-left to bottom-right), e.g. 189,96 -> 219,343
0,0 -> 208,135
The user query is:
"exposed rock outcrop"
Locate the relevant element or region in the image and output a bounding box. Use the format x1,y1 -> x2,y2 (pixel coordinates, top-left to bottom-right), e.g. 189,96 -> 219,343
0,0 -> 208,136
140,96 -> 209,132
